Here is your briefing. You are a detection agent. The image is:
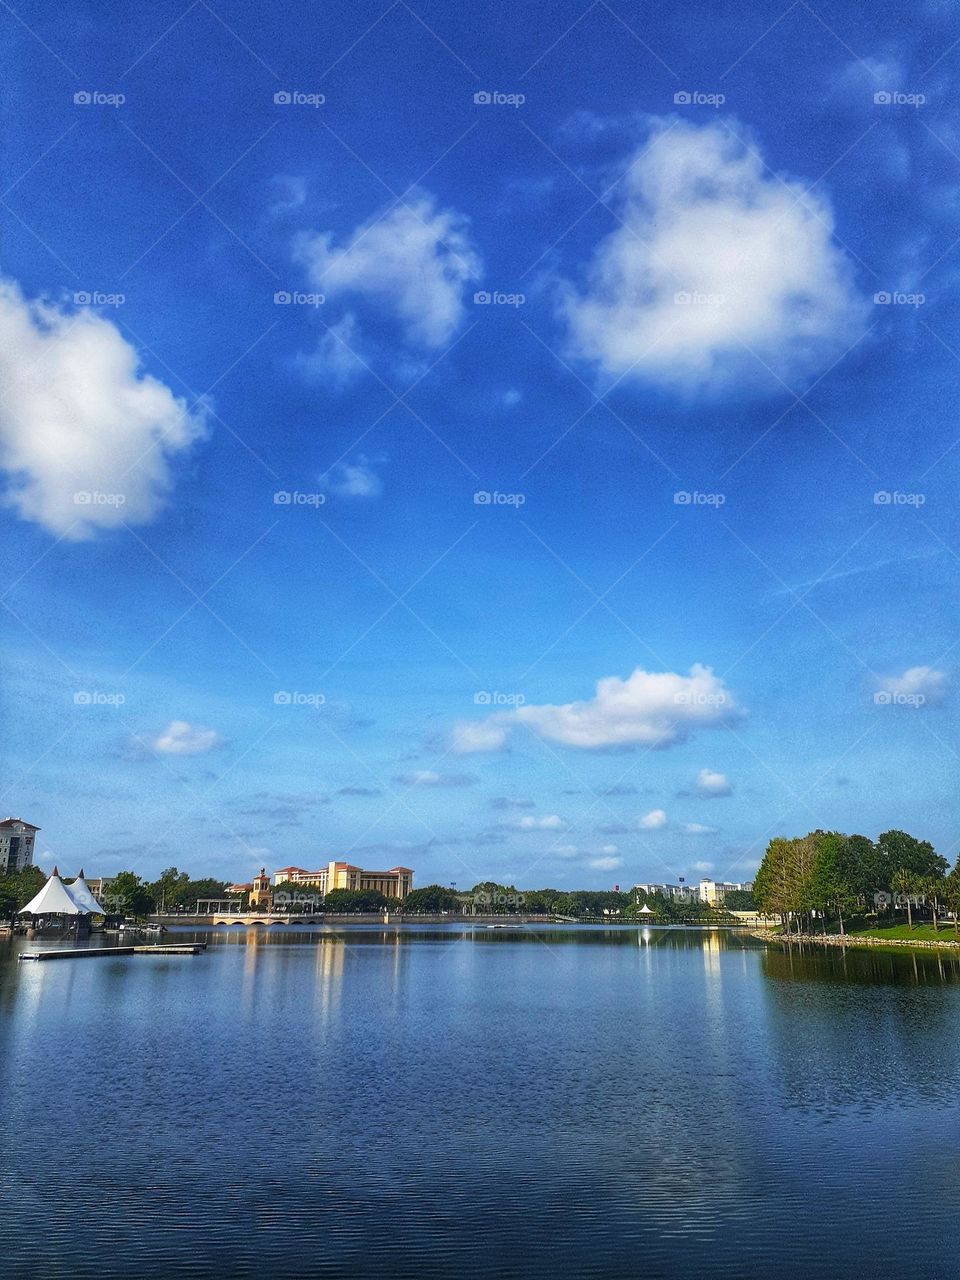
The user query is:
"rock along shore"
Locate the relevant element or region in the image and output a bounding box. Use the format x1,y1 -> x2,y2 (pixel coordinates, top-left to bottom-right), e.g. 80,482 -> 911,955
751,930 -> 960,951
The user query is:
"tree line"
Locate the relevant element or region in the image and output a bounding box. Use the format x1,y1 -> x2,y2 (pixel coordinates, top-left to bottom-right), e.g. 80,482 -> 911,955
753,829 -> 957,934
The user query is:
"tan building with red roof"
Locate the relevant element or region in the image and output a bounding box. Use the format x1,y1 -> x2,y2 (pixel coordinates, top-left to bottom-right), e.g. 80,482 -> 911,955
273,861 -> 412,899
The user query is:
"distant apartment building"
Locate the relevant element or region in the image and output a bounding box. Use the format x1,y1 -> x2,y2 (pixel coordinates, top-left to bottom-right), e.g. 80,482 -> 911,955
634,882 -> 696,901
0,818 -> 39,873
697,878 -> 753,906
274,861 -> 413,898
634,879 -> 753,906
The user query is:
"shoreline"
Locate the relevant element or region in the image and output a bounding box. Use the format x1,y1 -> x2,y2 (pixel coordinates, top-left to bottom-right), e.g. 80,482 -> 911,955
751,929 -> 960,952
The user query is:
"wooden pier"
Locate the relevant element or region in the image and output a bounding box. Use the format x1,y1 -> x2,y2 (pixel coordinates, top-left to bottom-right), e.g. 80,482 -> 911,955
18,943 -> 207,962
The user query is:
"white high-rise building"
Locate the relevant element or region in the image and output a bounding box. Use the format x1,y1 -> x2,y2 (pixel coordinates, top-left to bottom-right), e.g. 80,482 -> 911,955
0,818 -> 39,872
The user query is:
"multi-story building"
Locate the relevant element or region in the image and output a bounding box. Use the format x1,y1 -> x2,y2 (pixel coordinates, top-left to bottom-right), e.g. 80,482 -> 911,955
0,818 -> 39,873
273,861 -> 413,899
249,868 -> 273,908
634,882 -> 696,901
697,878 -> 753,906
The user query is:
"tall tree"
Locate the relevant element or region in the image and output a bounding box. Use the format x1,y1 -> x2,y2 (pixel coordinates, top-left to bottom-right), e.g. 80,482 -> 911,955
891,868 -> 917,929
810,831 -> 857,935
944,856 -> 960,936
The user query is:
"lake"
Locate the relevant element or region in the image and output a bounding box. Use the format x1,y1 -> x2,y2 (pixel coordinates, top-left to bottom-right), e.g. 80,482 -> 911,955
2,924 -> 959,1279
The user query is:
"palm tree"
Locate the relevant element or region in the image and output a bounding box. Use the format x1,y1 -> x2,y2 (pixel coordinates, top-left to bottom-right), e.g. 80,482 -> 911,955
926,875 -> 944,932
891,869 -> 915,929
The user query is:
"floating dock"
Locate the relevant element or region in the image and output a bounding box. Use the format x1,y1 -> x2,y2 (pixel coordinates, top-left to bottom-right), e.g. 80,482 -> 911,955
18,943 -> 207,962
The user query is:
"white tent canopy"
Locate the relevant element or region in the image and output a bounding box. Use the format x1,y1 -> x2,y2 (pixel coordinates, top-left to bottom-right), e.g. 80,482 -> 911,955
20,867 -> 88,916
68,869 -> 106,914
637,903 -> 655,915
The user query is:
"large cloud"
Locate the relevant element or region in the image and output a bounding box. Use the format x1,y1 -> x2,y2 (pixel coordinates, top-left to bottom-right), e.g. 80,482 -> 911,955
295,193 -> 481,349
561,118 -> 866,393
0,279 -> 207,538
453,663 -> 740,752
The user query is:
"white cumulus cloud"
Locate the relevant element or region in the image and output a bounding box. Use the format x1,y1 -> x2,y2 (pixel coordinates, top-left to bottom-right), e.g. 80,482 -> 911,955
877,666 -> 948,706
150,720 -> 224,756
393,770 -> 476,788
451,720 -> 511,754
694,768 -> 732,797
683,822 -> 718,836
639,808 -> 668,830
454,664 -> 739,753
321,454 -> 385,498
515,814 -> 564,830
561,118 -> 865,394
295,193 -> 481,349
590,855 -> 624,871
0,279 -> 207,538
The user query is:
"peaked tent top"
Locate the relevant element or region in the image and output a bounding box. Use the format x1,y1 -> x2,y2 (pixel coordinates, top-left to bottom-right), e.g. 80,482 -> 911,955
68,871 -> 106,915
20,870 -> 87,916
637,903 -> 655,914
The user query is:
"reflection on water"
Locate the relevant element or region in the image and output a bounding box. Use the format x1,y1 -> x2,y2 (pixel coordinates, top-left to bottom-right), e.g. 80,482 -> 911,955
2,926 -> 960,1280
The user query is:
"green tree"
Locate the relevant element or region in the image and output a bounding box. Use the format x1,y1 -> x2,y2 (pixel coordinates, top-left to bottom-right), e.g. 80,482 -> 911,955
401,885 -> 463,913
877,830 -> 947,886
105,871 -> 155,918
924,870 -> 946,931
944,856 -> 960,936
0,866 -> 45,919
754,835 -> 817,933
891,868 -> 918,929
323,888 -> 389,913
810,831 -> 858,935
723,889 -> 756,910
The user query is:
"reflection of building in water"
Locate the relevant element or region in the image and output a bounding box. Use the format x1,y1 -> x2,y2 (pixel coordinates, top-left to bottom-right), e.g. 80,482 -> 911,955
701,929 -> 723,977
315,938 -> 347,1017
273,862 -> 413,898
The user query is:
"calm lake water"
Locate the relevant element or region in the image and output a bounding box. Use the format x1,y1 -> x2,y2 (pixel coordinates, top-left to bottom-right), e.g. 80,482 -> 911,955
2,924 -> 959,1279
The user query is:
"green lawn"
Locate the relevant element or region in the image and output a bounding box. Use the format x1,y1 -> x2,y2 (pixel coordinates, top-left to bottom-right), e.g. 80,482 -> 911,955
848,921 -> 960,942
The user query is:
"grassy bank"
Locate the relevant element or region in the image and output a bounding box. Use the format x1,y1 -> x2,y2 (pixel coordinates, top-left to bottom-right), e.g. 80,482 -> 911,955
848,922 -> 960,943
756,922 -> 960,951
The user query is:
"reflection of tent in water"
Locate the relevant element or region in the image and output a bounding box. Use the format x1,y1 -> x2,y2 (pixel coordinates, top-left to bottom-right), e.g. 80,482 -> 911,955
19,867 -> 88,916
66,869 -> 106,914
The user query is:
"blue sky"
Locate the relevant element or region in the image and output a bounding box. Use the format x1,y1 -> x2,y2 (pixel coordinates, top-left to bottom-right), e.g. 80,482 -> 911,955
2,0 -> 959,889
